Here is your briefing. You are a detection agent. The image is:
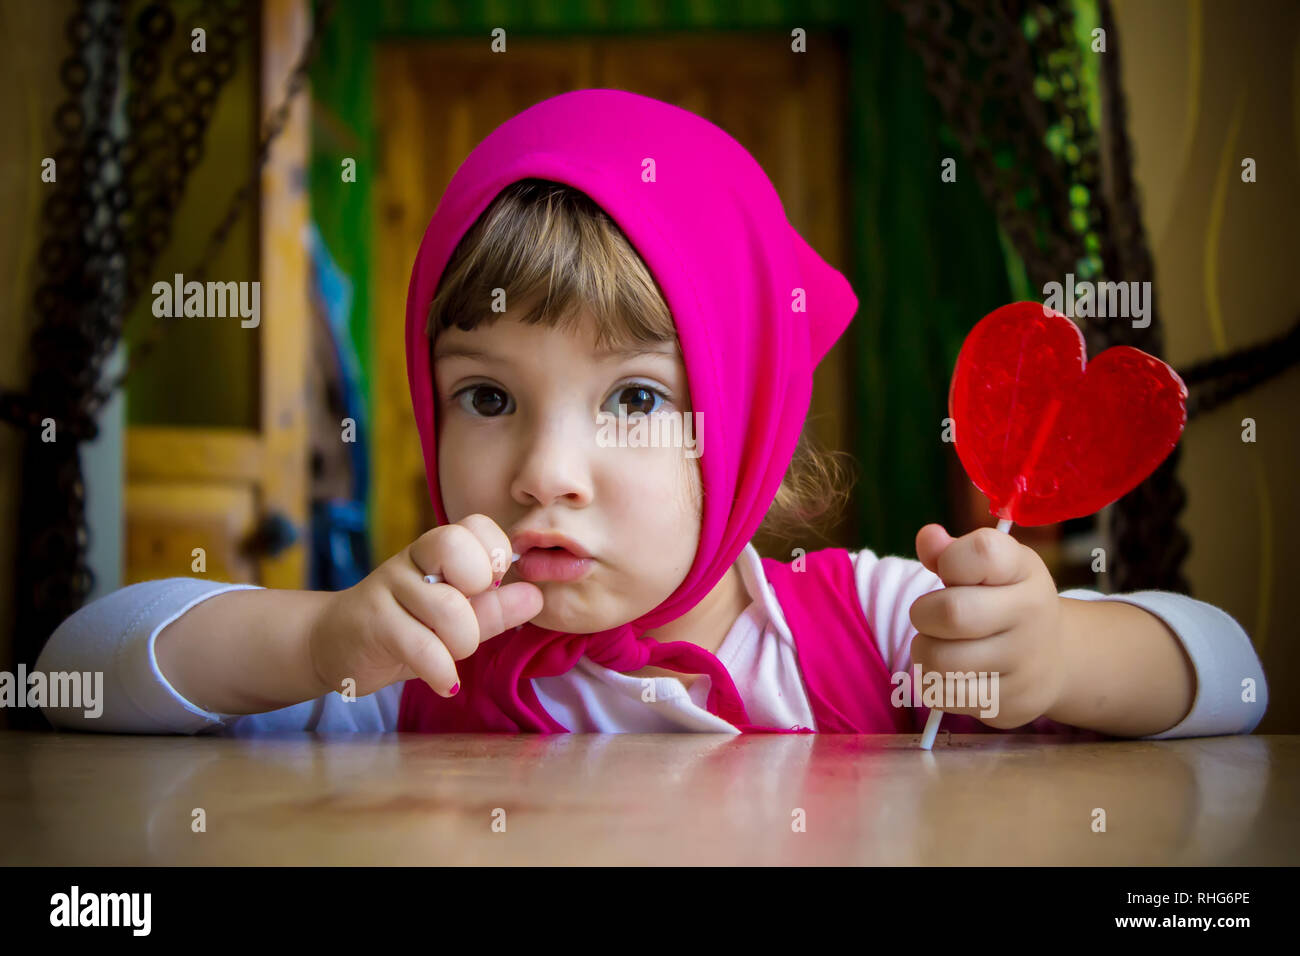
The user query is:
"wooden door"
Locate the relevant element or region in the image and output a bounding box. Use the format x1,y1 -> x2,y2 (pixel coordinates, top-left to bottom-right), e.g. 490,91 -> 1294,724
124,0 -> 310,589
373,35 -> 849,563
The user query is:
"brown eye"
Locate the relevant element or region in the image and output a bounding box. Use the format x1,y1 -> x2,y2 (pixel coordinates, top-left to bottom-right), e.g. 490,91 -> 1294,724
613,385 -> 661,415
457,385 -> 511,417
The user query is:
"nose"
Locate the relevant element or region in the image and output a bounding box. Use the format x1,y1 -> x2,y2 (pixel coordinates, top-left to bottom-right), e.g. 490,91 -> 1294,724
509,410 -> 595,509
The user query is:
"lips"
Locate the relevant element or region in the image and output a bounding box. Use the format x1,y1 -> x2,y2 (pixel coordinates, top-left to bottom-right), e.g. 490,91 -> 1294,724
515,549 -> 592,583
510,530 -> 591,559
509,529 -> 593,583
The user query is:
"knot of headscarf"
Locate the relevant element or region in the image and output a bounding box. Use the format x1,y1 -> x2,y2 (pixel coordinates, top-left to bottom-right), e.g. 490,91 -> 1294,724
531,622 -> 753,726
399,89 -> 857,733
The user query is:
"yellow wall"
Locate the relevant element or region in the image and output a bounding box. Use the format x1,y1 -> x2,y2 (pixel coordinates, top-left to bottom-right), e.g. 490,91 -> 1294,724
122,32 -> 259,429
1113,0 -> 1299,731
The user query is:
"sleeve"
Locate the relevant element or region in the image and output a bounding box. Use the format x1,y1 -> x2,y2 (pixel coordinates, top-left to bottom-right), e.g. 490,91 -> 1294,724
1058,588 -> 1268,739
848,548 -> 945,676
35,578 -> 400,735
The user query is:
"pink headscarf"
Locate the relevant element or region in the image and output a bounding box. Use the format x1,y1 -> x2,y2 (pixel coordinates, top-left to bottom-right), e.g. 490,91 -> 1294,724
399,89 -> 858,732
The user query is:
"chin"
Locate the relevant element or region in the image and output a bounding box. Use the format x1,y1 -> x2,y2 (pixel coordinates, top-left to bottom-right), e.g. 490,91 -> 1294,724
529,596 -> 622,635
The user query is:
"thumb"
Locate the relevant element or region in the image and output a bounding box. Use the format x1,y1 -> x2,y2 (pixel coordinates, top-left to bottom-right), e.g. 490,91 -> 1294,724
915,523 -> 955,577
468,581 -> 545,639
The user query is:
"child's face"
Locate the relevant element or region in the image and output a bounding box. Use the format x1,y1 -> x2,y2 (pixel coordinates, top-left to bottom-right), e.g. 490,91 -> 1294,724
432,304 -> 702,634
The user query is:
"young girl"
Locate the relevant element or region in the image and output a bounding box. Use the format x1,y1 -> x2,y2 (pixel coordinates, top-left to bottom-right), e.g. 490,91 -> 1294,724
38,89 -> 1267,739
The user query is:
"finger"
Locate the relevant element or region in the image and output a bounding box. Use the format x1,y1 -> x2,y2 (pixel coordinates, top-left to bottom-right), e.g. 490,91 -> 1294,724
908,632 -> 1018,722
408,521 -> 495,595
376,589 -> 462,696
391,575 -> 482,661
932,526 -> 1027,587
915,523 -> 955,576
457,513 -> 516,581
909,630 -> 1013,678
465,581 -> 545,640
909,583 -> 1024,640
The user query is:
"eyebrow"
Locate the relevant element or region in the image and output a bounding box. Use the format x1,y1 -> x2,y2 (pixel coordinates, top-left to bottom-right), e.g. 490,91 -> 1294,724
433,343 -> 679,363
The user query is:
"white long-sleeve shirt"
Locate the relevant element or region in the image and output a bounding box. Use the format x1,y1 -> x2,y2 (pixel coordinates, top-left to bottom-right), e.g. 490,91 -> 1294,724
35,542 -> 1269,738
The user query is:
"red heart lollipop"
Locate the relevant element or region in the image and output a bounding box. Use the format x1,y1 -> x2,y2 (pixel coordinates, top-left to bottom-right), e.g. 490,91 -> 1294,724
949,301 -> 1188,526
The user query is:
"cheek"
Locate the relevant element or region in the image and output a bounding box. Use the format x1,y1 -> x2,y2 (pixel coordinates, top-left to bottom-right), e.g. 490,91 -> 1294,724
608,450 -> 701,549
683,453 -> 702,518
437,422 -> 498,514
622,447 -> 694,502
665,445 -> 702,522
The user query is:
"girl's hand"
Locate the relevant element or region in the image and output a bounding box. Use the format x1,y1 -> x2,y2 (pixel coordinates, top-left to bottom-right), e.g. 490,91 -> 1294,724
908,524 -> 1066,729
308,514 -> 544,699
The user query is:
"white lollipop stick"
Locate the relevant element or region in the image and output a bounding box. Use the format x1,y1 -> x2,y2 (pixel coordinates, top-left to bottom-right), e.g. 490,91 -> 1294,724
919,517 -> 1014,750
424,552 -> 521,585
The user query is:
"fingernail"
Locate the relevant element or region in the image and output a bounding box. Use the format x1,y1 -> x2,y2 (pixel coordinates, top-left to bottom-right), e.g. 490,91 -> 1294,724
448,682 -> 460,697
491,579 -> 500,589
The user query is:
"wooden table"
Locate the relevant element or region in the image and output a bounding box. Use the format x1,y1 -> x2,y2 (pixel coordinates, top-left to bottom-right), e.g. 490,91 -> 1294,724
1,731 -> 1294,865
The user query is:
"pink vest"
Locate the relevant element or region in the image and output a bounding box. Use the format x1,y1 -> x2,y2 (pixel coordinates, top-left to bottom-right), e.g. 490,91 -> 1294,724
399,546 -> 1107,738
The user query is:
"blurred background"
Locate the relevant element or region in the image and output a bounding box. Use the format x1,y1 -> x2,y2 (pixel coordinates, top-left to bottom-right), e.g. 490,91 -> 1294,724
1,0 -> 1297,730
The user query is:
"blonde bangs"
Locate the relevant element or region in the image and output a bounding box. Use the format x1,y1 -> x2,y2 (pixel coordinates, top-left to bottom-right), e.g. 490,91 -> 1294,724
426,178 -> 678,350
